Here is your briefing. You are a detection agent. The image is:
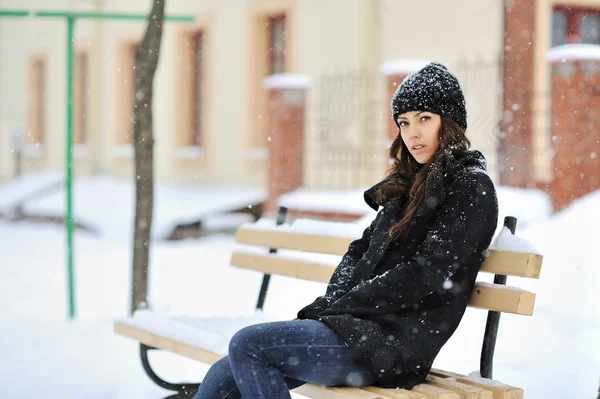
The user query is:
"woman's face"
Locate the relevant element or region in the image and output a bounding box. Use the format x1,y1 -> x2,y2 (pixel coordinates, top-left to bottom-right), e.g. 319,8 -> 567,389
397,111 -> 441,164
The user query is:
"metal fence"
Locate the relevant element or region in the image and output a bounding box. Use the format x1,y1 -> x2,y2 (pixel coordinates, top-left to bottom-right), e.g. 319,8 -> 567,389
306,70 -> 383,190
452,56 -> 505,182
305,56 -> 505,190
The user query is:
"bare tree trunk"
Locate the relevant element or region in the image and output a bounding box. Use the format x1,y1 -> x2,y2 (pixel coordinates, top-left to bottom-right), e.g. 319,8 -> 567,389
130,0 -> 165,315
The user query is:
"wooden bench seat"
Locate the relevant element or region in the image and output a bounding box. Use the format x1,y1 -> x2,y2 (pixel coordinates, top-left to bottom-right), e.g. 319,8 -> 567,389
115,210 -> 543,398
115,312 -> 520,399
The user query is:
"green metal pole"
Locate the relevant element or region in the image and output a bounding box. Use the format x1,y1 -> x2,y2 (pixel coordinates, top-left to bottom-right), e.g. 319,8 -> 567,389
0,8 -> 193,321
66,15 -> 76,320
0,10 -> 194,22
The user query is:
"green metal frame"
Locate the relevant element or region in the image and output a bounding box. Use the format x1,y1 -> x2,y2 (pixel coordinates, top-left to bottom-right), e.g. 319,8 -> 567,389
0,9 -> 194,319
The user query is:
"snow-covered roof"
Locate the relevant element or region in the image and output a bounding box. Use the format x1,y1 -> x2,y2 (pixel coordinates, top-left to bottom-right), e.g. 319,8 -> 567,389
547,44 -> 600,63
263,74 -> 311,90
277,187 -> 374,216
381,59 -> 431,76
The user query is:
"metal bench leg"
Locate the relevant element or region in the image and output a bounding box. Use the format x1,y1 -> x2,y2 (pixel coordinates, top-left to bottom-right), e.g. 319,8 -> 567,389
255,206 -> 289,311
480,216 -> 517,379
256,274 -> 272,310
140,344 -> 200,398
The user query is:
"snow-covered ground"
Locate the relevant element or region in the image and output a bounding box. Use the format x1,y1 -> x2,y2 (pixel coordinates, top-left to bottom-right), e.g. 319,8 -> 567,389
0,174 -> 598,398
2,172 -> 265,240
0,170 -> 62,214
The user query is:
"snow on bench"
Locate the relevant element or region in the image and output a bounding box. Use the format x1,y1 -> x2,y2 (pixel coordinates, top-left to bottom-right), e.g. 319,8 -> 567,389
489,227 -> 541,255
115,310 -> 277,365
241,216 -> 368,238
0,171 -> 62,214
22,175 -> 267,239
115,310 -> 522,398
244,217 -> 541,255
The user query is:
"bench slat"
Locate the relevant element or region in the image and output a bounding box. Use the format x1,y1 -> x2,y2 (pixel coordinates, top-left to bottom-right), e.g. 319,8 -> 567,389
425,376 -> 492,399
293,384 -> 395,398
362,386 -> 427,398
114,320 -> 224,365
230,251 -> 334,283
236,227 -> 352,256
231,251 -> 536,315
294,384 -> 449,399
469,282 -> 535,316
429,369 -> 523,399
235,226 -> 542,279
482,250 -> 542,279
411,383 -> 461,399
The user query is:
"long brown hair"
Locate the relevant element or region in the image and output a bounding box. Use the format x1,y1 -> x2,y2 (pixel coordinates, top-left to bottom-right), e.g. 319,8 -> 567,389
376,117 -> 471,242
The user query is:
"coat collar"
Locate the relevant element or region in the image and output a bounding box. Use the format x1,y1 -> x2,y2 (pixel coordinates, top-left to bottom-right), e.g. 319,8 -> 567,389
363,149 -> 487,216
363,179 -> 389,211
363,169 -> 445,218
414,170 -> 445,219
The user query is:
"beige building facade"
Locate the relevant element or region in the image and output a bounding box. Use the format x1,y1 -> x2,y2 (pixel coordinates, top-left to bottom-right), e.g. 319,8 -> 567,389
0,0 -> 504,188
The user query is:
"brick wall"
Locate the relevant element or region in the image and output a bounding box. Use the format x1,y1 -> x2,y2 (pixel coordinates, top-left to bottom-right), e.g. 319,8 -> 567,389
264,75 -> 309,213
500,0 -> 536,188
548,54 -> 600,212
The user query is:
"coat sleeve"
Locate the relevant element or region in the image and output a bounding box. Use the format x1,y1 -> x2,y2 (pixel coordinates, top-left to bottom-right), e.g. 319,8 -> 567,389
323,210 -> 381,300
297,210 -> 381,318
322,172 -> 498,316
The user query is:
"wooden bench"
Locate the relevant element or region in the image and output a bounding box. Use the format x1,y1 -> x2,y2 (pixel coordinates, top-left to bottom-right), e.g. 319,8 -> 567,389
115,207 -> 544,399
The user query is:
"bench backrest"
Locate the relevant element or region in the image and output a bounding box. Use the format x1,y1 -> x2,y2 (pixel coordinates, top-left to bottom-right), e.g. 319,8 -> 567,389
230,219 -> 543,316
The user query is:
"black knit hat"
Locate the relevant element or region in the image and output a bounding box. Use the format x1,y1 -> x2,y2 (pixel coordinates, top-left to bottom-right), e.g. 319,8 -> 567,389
391,62 -> 467,130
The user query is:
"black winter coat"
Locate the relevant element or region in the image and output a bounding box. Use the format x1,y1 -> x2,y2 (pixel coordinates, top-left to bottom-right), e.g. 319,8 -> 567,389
297,150 -> 499,389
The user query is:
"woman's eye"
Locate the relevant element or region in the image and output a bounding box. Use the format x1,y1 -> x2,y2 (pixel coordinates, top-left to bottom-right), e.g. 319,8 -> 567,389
420,116 -> 431,122
398,121 -> 408,127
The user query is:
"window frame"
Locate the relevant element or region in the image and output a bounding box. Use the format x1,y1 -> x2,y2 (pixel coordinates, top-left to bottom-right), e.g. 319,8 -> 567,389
552,5 -> 600,45
190,30 -> 204,147
172,15 -> 213,168
267,14 -> 287,75
114,36 -> 141,151
27,55 -> 47,147
246,1 -> 296,166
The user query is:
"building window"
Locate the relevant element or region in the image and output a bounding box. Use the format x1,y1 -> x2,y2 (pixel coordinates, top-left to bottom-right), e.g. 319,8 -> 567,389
115,41 -> 139,146
552,6 -> 600,46
28,57 -> 46,145
75,52 -> 89,145
582,13 -> 600,44
174,25 -> 210,159
249,14 -> 287,150
268,15 -> 286,75
126,44 -> 139,144
246,5 -> 293,157
190,31 -> 203,147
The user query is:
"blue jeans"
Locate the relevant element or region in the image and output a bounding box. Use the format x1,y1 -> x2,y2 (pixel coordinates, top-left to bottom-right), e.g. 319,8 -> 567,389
193,319 -> 375,399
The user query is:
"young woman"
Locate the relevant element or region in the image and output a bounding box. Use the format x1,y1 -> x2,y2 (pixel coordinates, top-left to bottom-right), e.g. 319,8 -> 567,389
194,62 -> 499,399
